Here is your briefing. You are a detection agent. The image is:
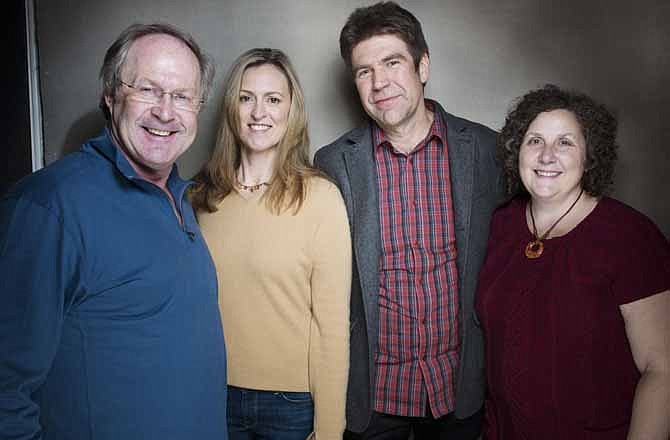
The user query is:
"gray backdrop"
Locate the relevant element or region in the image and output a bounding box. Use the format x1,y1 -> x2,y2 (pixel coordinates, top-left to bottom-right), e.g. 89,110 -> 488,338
36,0 -> 669,236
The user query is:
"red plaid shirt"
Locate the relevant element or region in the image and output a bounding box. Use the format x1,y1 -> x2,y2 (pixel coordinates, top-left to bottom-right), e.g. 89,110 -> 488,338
372,103 -> 460,418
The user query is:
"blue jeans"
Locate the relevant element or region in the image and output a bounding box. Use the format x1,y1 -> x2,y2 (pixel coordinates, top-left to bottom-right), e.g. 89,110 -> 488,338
227,385 -> 314,440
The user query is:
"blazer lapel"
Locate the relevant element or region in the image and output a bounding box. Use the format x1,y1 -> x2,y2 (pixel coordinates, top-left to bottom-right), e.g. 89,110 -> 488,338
443,108 -> 475,282
343,128 -> 380,344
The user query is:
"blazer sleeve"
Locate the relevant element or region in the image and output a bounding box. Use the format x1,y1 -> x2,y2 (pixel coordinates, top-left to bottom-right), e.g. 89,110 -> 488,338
313,147 -> 334,179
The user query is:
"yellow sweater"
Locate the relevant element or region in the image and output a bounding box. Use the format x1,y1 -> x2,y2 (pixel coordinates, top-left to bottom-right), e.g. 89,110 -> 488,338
198,176 -> 351,439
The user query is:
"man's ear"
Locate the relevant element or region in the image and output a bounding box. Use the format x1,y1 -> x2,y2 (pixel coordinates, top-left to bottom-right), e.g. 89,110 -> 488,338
418,53 -> 430,85
104,94 -> 114,114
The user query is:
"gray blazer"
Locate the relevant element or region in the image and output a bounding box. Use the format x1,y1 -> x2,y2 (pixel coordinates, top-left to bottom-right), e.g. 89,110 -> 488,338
314,100 -> 505,433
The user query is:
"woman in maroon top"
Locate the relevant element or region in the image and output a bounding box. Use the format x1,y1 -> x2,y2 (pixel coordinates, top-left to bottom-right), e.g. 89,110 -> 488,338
476,85 -> 669,439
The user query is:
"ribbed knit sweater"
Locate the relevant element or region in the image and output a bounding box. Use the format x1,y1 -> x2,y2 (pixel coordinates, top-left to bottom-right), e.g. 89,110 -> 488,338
199,176 -> 351,439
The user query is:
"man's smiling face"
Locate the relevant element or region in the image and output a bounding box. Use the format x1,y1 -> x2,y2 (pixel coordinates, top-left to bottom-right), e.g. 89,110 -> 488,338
105,33 -> 201,182
351,33 -> 428,133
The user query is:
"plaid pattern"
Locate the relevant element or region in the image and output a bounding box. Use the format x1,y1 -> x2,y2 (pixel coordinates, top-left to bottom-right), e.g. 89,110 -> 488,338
372,105 -> 460,418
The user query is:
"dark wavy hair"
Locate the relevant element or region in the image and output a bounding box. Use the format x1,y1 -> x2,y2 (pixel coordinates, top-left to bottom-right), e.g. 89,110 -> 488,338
339,1 -> 429,72
498,84 -> 618,197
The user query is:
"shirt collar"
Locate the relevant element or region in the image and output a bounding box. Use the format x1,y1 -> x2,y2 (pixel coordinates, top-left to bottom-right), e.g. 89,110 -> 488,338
85,128 -> 192,198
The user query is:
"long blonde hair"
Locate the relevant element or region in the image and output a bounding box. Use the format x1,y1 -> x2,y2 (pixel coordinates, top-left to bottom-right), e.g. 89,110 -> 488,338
190,48 -> 320,214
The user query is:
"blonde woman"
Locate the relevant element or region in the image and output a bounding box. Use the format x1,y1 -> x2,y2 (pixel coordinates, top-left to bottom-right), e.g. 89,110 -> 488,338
190,48 -> 351,440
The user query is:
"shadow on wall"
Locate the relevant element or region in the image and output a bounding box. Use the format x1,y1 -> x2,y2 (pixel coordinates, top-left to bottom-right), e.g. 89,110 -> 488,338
56,110 -> 107,163
500,0 -> 668,236
309,56 -> 368,153
334,63 -> 367,131
305,56 -> 368,154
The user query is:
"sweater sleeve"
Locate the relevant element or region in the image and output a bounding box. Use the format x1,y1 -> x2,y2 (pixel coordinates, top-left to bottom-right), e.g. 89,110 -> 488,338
0,196 -> 80,440
307,183 -> 352,439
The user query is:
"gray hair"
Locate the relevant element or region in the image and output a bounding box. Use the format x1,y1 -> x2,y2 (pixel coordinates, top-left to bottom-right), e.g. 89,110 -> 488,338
99,23 -> 215,119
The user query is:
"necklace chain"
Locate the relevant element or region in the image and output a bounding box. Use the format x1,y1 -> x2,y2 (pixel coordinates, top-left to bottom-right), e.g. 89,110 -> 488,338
525,189 -> 583,259
236,179 -> 269,192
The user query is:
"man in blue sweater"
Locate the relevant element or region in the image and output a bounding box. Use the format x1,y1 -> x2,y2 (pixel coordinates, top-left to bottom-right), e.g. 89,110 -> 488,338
0,23 -> 228,440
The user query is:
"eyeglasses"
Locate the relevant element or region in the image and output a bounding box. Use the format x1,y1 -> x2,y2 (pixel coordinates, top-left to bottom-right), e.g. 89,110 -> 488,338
118,80 -> 204,112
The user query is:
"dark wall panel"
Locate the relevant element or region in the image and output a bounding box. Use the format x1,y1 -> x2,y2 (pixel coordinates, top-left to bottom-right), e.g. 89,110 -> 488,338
35,0 -> 670,236
4,0 -> 32,195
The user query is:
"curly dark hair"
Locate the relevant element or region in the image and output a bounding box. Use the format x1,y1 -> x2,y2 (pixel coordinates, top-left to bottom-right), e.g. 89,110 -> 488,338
498,84 -> 618,197
339,1 -> 429,72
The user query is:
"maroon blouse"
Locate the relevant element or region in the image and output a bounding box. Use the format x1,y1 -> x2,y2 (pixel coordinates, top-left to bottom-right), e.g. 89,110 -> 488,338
475,197 -> 670,439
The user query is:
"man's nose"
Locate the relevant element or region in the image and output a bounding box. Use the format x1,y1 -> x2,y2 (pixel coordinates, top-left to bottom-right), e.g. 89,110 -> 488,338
372,69 -> 390,90
152,93 -> 177,121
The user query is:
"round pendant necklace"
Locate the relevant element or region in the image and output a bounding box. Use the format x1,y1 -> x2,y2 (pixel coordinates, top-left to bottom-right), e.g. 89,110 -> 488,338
525,189 -> 583,259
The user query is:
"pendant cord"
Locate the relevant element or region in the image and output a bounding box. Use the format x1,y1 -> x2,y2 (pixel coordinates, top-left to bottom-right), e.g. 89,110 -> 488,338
529,189 -> 584,241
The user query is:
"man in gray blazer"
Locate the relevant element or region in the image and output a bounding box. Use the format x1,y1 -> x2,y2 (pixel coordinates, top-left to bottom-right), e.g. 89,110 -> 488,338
314,2 -> 505,439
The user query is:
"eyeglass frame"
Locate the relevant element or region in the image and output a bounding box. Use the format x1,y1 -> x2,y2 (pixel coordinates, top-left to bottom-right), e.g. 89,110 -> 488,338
117,79 -> 205,112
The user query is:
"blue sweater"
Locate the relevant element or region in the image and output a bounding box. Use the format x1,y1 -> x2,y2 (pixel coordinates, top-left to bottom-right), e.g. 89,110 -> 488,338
0,131 -> 227,440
